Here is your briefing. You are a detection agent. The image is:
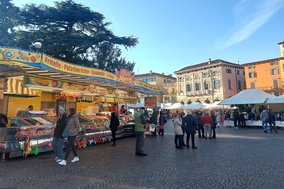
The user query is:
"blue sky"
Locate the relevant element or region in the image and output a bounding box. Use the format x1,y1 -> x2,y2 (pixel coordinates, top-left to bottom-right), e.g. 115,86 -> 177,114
13,0 -> 284,75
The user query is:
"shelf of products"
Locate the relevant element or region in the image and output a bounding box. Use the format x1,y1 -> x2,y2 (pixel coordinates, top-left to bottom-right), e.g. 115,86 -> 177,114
0,116 -> 55,158
79,115 -> 112,146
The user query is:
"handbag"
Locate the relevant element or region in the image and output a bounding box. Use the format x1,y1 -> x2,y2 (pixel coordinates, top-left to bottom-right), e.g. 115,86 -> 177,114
63,130 -> 69,138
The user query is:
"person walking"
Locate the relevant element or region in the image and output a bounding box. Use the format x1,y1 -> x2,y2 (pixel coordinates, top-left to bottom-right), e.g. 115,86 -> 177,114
149,108 -> 158,136
58,108 -> 80,166
158,110 -> 167,136
53,107 -> 67,163
210,111 -> 217,139
134,107 -> 147,156
110,112 -> 120,146
202,112 -> 213,139
260,108 -> 269,133
183,111 -> 197,149
173,113 -> 184,149
268,109 -> 278,133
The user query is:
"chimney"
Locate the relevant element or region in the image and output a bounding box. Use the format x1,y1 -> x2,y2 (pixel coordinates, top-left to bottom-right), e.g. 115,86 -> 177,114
208,58 -> 211,65
149,70 -> 153,74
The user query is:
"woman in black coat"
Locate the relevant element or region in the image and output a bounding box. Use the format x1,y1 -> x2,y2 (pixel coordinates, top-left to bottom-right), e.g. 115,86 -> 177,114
149,109 -> 158,136
110,112 -> 120,146
158,111 -> 167,136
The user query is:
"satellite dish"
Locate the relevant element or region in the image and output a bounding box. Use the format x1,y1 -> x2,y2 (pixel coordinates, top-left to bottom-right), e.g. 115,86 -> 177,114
32,42 -> 42,49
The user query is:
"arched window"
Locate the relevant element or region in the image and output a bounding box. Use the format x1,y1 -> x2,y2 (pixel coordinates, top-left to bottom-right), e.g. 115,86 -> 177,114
228,79 -> 232,89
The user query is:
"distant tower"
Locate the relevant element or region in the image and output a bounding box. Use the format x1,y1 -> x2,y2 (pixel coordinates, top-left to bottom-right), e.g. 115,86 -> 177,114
279,41 -> 284,57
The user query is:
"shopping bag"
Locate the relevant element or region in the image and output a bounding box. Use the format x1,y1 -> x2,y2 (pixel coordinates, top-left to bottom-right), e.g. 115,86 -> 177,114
149,124 -> 156,132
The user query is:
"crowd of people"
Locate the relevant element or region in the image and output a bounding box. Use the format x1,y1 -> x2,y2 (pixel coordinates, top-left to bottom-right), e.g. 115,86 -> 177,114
133,107 -> 225,154
226,107 -> 279,133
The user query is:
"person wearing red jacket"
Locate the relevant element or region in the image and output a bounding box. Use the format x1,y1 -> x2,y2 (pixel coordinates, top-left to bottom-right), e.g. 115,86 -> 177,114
202,112 -> 213,139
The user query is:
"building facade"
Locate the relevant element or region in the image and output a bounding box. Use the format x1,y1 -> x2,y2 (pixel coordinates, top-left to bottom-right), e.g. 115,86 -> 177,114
135,72 -> 177,104
279,41 -> 284,57
243,42 -> 284,95
175,59 -> 245,103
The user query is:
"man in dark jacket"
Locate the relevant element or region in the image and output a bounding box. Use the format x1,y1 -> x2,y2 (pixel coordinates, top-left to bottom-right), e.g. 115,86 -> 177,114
193,111 -> 204,138
110,112 -> 120,146
182,111 -> 197,149
268,109 -> 278,133
53,107 -> 67,162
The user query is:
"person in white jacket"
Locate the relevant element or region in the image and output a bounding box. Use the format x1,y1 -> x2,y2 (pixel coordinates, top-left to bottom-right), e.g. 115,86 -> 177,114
173,113 -> 184,149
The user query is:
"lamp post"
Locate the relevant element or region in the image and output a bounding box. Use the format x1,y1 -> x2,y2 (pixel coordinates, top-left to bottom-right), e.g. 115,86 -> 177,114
210,70 -> 214,102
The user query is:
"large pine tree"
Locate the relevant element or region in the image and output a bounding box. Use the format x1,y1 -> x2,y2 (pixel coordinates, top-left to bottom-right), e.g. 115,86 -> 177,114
0,0 -> 20,46
15,0 -> 137,72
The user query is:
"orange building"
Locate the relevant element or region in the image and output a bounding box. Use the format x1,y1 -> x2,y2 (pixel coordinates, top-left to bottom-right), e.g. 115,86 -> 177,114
243,57 -> 284,95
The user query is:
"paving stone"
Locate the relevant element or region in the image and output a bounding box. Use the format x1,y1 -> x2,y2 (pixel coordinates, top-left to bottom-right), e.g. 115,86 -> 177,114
0,121 -> 283,189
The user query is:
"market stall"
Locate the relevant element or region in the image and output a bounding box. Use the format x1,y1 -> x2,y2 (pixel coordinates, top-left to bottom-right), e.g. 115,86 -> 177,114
0,47 -> 164,159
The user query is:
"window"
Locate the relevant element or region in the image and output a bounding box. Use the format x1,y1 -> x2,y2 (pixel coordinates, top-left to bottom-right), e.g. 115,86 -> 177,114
237,70 -> 240,75
172,88 -> 176,94
164,79 -> 167,83
248,72 -> 257,78
179,83 -> 183,93
250,82 -> 255,89
186,83 -> 192,92
228,79 -> 232,90
204,80 -> 209,90
273,79 -> 279,88
238,80 -> 241,91
271,68 -> 279,75
195,82 -> 200,91
248,65 -> 255,69
226,69 -> 232,73
213,80 -> 220,89
270,61 -> 278,65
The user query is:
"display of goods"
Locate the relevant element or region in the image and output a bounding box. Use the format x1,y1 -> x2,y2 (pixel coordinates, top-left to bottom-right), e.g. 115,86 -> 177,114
74,138 -> 87,149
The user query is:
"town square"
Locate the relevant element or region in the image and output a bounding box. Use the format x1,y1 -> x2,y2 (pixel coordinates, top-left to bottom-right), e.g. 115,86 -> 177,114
0,0 -> 284,188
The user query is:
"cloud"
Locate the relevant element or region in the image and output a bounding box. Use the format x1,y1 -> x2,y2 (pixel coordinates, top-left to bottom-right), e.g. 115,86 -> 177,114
216,0 -> 284,50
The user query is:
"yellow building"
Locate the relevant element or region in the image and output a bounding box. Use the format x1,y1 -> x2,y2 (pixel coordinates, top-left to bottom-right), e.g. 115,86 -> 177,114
279,41 -> 284,57
135,72 -> 177,104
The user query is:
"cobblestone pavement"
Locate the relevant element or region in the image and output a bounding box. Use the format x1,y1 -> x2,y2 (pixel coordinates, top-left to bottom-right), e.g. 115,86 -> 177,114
1,120 -> 284,189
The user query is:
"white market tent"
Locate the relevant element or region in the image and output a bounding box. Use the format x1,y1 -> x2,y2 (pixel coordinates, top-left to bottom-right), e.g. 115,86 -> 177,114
219,89 -> 275,105
266,95 -> 284,104
160,103 -> 173,109
184,102 -> 205,110
203,101 -> 232,110
168,103 -> 185,110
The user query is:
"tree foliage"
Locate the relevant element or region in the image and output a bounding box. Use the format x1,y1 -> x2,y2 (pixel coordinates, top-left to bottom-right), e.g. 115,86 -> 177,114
14,0 -> 137,72
0,0 -> 20,46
